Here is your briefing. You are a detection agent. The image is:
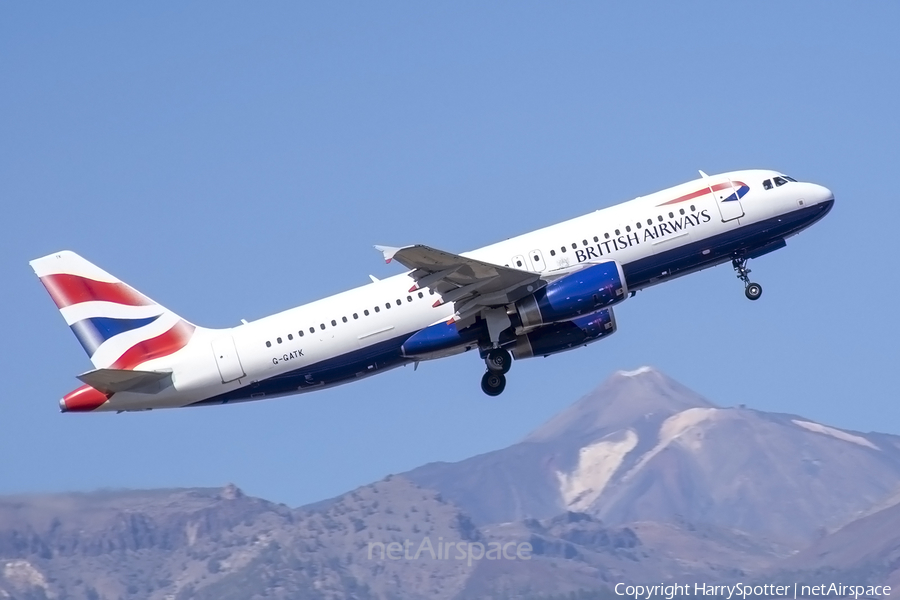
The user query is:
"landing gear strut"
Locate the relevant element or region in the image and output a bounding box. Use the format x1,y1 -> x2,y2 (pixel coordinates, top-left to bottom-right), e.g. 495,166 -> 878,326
481,347 -> 512,396
732,258 -> 763,301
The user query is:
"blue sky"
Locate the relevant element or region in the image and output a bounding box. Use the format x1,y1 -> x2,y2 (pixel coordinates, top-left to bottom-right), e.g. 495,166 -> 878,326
2,3 -> 898,507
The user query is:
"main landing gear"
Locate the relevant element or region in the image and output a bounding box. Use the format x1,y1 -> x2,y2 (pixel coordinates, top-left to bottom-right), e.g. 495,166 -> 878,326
481,348 -> 511,396
733,258 -> 763,301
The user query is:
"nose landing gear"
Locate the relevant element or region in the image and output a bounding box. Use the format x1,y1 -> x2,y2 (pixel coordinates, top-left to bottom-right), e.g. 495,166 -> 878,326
481,347 -> 512,396
733,258 -> 763,301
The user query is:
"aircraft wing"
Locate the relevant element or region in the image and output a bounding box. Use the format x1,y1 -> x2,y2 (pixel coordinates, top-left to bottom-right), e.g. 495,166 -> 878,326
375,244 -> 544,325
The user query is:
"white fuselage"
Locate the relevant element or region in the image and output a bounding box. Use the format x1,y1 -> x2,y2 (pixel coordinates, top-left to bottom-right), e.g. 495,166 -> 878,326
89,169 -> 835,411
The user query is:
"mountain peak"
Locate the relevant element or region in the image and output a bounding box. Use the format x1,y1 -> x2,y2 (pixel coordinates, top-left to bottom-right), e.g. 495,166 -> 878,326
523,367 -> 716,444
614,366 -> 656,378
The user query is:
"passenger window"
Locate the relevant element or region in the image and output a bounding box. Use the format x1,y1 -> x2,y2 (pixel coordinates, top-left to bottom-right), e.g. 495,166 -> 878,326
396,299 -> 402,306
418,292 -> 424,298
593,236 -> 598,242
615,229 -> 620,235
353,313 -> 358,319
561,246 -> 567,253
331,319 -> 337,326
774,176 -> 787,187
342,316 -> 348,323
571,243 -> 577,249
407,296 -> 412,302
266,341 -> 271,348
604,233 -> 610,239
288,334 -> 293,341
364,309 -> 370,316
374,306 -> 380,313
429,289 -> 434,295
668,212 -> 674,218
299,330 -> 304,337
582,240 -> 587,246
277,337 -> 282,344
679,208 -> 685,215
689,205 -> 695,212
550,249 -> 556,256
309,327 -> 315,333
636,222 -> 642,229
647,219 -> 652,226
516,260 -> 522,267
320,324 -> 325,330
763,179 -> 773,190
533,254 -> 540,262
658,215 -> 663,222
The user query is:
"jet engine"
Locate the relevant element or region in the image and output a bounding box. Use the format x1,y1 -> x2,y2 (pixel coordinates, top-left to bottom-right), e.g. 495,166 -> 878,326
514,261 -> 626,329
510,307 -> 617,359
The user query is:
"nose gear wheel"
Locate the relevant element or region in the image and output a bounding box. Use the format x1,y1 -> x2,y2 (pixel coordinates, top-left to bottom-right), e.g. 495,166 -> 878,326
732,258 -> 763,301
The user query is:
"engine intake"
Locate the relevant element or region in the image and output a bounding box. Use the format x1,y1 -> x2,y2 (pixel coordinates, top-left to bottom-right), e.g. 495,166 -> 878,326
515,261 -> 626,329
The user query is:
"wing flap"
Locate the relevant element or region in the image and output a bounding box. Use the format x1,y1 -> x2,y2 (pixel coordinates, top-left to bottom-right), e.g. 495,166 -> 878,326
376,244 -> 541,298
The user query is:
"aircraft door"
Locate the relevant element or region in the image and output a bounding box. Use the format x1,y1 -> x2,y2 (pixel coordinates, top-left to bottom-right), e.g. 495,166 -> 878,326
714,178 -> 745,222
211,336 -> 246,383
529,249 -> 546,272
511,254 -> 529,271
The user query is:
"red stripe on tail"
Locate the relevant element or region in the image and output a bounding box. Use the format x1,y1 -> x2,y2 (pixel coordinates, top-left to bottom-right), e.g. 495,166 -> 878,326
109,321 -> 195,370
40,273 -> 153,309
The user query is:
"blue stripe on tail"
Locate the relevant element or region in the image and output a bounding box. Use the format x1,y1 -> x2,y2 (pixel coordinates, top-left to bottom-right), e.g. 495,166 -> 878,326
70,315 -> 161,356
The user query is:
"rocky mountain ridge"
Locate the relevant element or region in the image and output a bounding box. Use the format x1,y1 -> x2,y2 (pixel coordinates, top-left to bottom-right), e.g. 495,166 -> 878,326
3,367 -> 899,599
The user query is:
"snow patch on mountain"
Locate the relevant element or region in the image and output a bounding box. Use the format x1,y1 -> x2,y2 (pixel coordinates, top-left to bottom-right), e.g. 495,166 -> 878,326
792,420 -> 879,450
3,560 -> 50,594
618,366 -> 654,377
557,429 -> 639,511
623,407 -> 720,481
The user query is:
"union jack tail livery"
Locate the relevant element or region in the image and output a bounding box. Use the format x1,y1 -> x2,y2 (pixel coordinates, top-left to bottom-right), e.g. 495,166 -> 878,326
30,251 -> 196,370
30,251 -> 202,412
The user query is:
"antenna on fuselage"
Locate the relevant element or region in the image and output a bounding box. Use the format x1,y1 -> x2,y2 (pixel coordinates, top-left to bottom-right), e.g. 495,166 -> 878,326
699,169 -> 710,179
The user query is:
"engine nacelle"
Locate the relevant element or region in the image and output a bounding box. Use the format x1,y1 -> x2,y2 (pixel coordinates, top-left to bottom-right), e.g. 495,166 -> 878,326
401,319 -> 485,360
515,261 -> 627,329
511,308 -> 617,359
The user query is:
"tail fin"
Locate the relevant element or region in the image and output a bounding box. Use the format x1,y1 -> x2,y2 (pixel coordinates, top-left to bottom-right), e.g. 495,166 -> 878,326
30,251 -> 196,370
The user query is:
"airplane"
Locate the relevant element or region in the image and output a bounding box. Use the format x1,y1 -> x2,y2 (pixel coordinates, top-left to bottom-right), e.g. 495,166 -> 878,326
30,169 -> 834,413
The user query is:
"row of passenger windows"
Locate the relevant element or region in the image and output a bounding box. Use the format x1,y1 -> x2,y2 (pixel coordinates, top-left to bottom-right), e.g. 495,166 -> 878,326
264,289 -> 434,348
266,200 -> 707,346
546,205 -> 696,257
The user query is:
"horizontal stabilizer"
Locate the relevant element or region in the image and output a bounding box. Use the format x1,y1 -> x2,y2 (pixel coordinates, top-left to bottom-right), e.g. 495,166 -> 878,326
77,368 -> 171,394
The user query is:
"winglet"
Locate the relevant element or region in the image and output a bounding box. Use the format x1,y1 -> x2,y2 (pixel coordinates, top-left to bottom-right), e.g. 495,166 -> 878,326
374,245 -> 402,264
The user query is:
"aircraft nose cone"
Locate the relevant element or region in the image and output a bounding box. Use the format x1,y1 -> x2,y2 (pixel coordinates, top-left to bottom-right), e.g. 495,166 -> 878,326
811,183 -> 835,206
59,397 -> 67,413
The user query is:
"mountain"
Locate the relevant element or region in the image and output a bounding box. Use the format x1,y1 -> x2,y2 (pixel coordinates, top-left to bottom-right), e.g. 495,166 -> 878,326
405,367 -> 900,547
3,367 -> 900,599
774,491 -> 900,587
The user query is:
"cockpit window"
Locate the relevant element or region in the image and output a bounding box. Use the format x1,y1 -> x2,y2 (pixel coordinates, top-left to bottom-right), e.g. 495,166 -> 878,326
783,176 -> 797,182
773,176 -> 788,187
763,179 -> 773,190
